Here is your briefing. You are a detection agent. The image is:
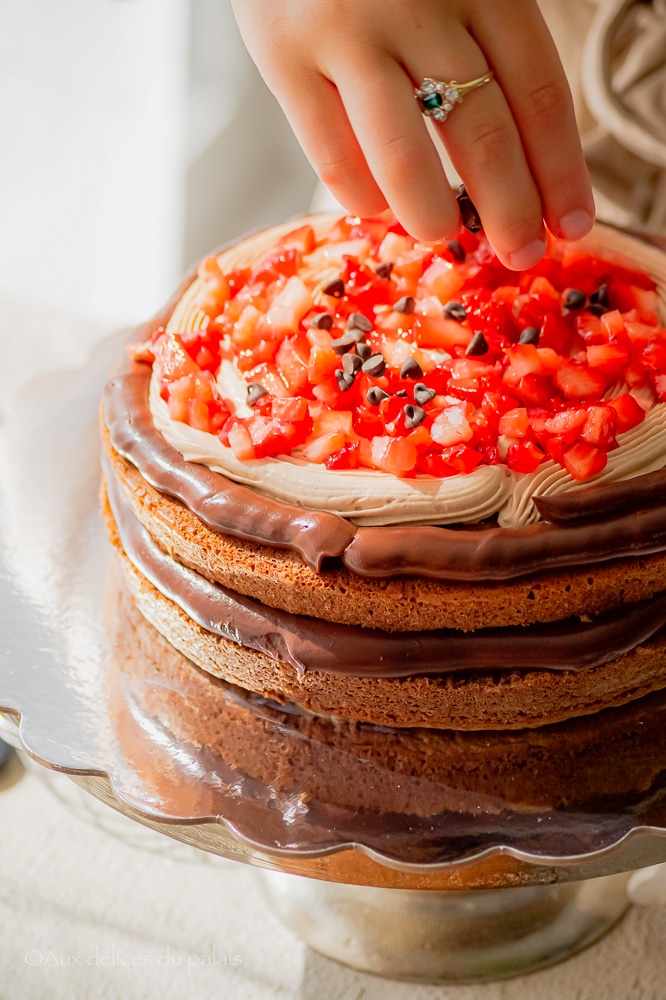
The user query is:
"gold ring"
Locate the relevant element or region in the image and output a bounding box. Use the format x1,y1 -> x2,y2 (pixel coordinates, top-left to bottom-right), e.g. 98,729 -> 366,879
415,71 -> 494,122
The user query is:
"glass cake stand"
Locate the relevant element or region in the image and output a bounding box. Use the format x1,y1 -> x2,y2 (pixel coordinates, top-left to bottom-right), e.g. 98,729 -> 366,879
2,337 -> 666,983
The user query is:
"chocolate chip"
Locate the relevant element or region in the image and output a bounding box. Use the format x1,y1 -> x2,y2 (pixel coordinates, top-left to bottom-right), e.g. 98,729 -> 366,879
413,382 -> 436,405
590,283 -> 610,307
447,239 -> 466,262
312,312 -> 333,329
564,289 -> 586,311
347,312 -> 372,332
400,357 -> 423,379
375,261 -> 393,280
335,369 -> 355,391
246,382 -> 267,406
367,386 -> 389,406
395,389 -> 409,397
331,330 -> 365,354
356,342 -> 373,361
342,352 -> 362,375
443,301 -> 467,322
456,184 -> 482,233
394,295 -> 415,315
323,277 -> 345,298
465,331 -> 489,356
588,283 -> 610,315
404,404 -> 426,430
518,326 -> 539,345
361,353 -> 387,377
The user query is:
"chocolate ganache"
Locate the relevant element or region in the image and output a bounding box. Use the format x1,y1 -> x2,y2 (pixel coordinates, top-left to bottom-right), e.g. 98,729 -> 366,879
105,461 -> 666,677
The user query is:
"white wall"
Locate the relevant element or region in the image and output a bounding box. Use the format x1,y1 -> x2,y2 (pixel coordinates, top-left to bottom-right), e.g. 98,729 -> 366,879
0,0 -> 316,329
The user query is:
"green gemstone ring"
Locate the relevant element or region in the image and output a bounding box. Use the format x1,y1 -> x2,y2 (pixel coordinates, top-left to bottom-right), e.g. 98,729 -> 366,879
415,71 -> 494,122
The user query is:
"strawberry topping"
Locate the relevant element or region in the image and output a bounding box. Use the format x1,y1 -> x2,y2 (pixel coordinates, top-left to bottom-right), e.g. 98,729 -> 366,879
131,216 -> 665,482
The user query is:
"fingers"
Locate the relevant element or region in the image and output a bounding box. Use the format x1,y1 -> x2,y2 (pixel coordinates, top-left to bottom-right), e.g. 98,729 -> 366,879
333,56 -> 461,240
231,0 -> 594,269
275,71 -> 389,218
471,1 -> 595,244
404,23 -> 548,268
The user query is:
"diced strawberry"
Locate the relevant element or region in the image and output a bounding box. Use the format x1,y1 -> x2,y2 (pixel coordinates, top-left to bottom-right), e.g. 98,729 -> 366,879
498,407 -> 529,438
245,362 -> 289,399
311,407 -> 355,439
193,345 -> 215,370
600,310 -> 626,338
607,393 -> 646,434
506,439 -> 544,473
389,250 -> 427,296
307,328 -> 340,383
440,444 -> 484,474
545,436 -> 566,464
227,422 -> 256,461
586,343 -> 629,376
642,337 -> 666,375
353,407 -> 385,439
377,231 -> 414,263
232,304 -> 263,349
271,396 -> 309,423
275,334 -> 310,394
266,275 -> 313,336
414,297 -> 472,351
430,403 -> 474,447
553,361 -> 607,399
539,312 -> 574,355
302,431 -> 348,463
624,319 -> 657,347
543,408 -> 587,443
370,435 -> 418,475
562,440 -> 608,481
236,338 -> 279,372
311,377 -> 342,407
280,224 -> 316,254
421,256 -> 465,301
581,405 -> 617,448
513,375 -> 553,406
379,394 -> 408,436
196,254 -> 231,314
250,245 -> 301,285
503,343 -> 546,383
529,275 -> 559,301
575,313 -> 604,343
187,398 -> 210,432
325,441 -> 361,470
208,399 -> 230,433
153,333 -> 201,383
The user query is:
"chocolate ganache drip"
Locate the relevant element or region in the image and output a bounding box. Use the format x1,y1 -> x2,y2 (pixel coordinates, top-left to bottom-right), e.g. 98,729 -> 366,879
105,464 -> 666,677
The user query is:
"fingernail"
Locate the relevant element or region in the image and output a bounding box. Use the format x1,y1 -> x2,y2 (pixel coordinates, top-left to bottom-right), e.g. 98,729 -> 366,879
559,208 -> 594,241
507,238 -> 547,271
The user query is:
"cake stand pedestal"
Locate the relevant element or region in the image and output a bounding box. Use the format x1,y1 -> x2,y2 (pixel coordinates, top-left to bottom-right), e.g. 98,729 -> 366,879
258,870 -> 631,983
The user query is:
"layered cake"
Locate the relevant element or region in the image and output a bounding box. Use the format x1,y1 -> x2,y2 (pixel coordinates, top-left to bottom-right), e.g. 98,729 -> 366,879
101,213 -> 666,729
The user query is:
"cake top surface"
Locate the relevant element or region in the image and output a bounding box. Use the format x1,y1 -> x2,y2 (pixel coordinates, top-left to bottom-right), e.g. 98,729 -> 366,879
128,213 -> 666,528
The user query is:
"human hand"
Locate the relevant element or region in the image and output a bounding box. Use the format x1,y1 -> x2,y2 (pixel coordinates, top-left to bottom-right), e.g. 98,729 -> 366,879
231,0 -> 595,270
